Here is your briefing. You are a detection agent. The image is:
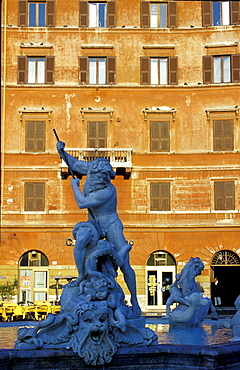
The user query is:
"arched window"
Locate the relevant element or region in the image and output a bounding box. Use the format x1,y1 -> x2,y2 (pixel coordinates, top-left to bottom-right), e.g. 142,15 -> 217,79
20,250 -> 49,267
212,250 -> 240,265
147,250 -> 175,266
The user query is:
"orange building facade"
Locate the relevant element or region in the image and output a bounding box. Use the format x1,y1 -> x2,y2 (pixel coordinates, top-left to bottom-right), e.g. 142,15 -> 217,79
1,0 -> 240,311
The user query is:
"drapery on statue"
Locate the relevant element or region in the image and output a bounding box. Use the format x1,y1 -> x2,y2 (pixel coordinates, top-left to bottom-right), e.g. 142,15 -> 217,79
15,138 -> 157,366
165,257 -> 218,326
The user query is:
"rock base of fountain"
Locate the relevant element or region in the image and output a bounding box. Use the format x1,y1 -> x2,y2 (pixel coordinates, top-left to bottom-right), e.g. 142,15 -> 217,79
2,341 -> 240,370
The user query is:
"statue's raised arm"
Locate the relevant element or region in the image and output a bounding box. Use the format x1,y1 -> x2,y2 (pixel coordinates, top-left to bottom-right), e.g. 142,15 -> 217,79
56,141 -> 88,175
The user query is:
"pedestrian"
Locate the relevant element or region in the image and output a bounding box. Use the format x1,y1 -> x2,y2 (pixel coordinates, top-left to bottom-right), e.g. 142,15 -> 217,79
212,277 -> 221,307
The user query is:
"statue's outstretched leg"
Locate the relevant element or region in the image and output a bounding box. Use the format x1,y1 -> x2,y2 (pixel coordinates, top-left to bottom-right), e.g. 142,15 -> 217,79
120,258 -> 141,317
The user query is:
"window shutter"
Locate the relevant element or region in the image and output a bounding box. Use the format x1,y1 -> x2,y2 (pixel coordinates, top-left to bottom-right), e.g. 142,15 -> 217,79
214,182 -> 224,210
231,54 -> 240,83
79,56 -> 88,84
36,183 -> 45,211
88,121 -> 97,148
203,55 -> 213,84
18,56 -> 27,84
225,182 -> 235,210
168,1 -> 177,28
213,120 -> 224,151
202,1 -> 212,26
161,182 -> 170,211
46,0 -> 55,27
161,121 -> 170,151
224,120 -> 233,151
230,1 -> 240,25
107,57 -> 116,84
140,2 -> 150,28
19,0 -> 27,27
169,57 -> 178,85
45,56 -> 54,84
25,183 -> 45,211
98,121 -> 107,147
107,2 -> 116,28
140,57 -> 150,85
79,1 -> 88,27
36,121 -> 45,151
150,121 -> 160,152
150,183 -> 160,211
26,121 -> 35,151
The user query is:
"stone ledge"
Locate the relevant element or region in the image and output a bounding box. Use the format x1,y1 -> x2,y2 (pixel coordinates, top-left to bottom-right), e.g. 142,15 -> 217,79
1,341 -> 240,370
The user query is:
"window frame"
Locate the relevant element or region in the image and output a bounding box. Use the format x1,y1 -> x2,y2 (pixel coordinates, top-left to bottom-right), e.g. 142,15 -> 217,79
79,56 -> 116,85
18,0 -> 55,27
213,181 -> 235,211
203,54 -> 240,84
79,1 -> 116,28
140,56 -> 178,85
149,181 -> 171,212
87,120 -> 107,148
24,182 -> 46,212
150,120 -> 170,152
202,1 -> 240,26
29,1 -> 46,27
17,55 -> 55,85
140,1 -> 177,28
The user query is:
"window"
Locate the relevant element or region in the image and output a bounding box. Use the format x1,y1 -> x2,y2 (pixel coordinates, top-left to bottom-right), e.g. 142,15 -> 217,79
18,56 -> 55,84
150,121 -> 170,152
202,1 -> 240,26
79,56 -> 116,85
26,120 -> 45,152
18,0 -> 55,27
29,2 -> 46,26
24,182 -> 45,211
150,182 -> 170,211
203,54 -> 240,84
141,1 -> 177,28
141,56 -> 178,85
88,121 -> 107,148
213,119 -> 233,151
214,181 -> 235,210
79,1 -> 116,27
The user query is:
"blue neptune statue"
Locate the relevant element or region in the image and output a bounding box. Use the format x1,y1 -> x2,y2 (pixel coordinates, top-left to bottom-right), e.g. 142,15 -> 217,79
15,141 -> 157,366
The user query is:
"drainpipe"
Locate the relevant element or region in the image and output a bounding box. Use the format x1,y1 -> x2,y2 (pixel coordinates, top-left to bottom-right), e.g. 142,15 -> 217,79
1,0 -> 7,213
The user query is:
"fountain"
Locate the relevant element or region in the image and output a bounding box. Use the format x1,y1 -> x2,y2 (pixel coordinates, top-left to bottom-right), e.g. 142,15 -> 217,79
0,137 -> 239,369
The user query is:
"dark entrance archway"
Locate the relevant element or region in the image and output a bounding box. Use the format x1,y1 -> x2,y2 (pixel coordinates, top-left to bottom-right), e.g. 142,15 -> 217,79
211,250 -> 240,307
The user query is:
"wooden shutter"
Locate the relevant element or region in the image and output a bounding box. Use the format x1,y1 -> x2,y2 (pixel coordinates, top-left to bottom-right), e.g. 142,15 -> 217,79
88,121 -> 97,147
213,120 -> 223,151
19,0 -> 27,27
140,2 -> 150,28
98,121 -> 107,147
18,56 -> 27,84
150,121 -> 169,152
214,181 -> 235,210
169,57 -> 178,85
168,1 -> 177,28
140,57 -> 150,85
150,182 -> 170,211
107,1 -> 116,28
202,1 -> 212,26
231,54 -> 240,83
45,56 -> 54,84
26,121 -> 45,152
203,55 -> 213,84
79,56 -> 88,84
225,181 -> 235,210
25,182 -> 45,211
35,183 -> 45,211
107,56 -> 116,84
79,1 -> 88,27
161,121 -> 170,151
224,120 -> 234,151
46,0 -> 55,27
230,1 -> 240,25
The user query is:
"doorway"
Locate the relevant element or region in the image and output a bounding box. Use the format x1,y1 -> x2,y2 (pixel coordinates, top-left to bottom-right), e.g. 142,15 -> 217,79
211,250 -> 240,307
146,250 -> 176,310
19,250 -> 49,304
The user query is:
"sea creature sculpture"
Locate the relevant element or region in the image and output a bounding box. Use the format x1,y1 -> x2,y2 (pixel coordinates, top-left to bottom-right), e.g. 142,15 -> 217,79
165,257 -> 218,326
